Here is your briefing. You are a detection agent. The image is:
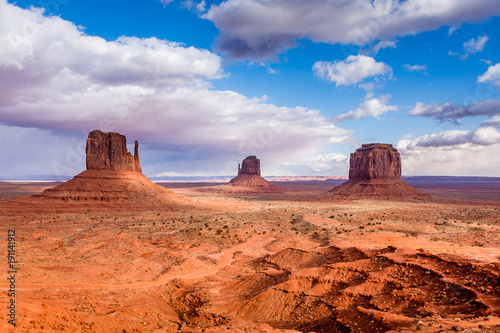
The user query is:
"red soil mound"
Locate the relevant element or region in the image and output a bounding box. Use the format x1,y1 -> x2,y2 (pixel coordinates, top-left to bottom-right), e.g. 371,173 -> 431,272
220,245 -> 500,333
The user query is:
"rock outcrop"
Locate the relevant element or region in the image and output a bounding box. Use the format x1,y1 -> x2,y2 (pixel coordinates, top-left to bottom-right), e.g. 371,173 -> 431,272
227,156 -> 284,193
330,143 -> 428,199
237,155 -> 261,176
27,130 -> 190,210
86,130 -> 141,173
198,156 -> 284,194
348,143 -> 401,180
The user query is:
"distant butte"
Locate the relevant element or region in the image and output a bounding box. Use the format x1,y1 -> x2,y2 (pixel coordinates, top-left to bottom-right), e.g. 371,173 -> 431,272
329,143 -> 428,199
227,155 -> 284,193
197,155 -> 284,194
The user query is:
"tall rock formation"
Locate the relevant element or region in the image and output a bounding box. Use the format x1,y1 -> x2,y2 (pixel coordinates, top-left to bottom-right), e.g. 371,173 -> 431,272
223,155 -> 283,193
27,130 -> 190,210
237,155 -> 261,176
86,130 -> 141,173
348,144 -> 401,180
330,143 -> 427,199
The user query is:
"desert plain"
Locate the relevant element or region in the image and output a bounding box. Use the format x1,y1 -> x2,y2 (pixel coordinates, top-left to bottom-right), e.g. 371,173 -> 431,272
0,176 -> 499,333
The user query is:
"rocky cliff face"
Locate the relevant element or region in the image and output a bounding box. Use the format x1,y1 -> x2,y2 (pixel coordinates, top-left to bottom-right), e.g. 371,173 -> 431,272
238,155 -> 261,176
86,130 -> 141,173
349,143 -> 401,180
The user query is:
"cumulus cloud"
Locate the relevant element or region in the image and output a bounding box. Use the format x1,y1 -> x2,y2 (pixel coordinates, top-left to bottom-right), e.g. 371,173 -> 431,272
478,63 -> 500,87
0,0 -> 353,178
407,100 -> 500,121
463,34 -> 489,54
333,95 -> 398,122
403,64 -> 428,74
203,0 -> 500,59
313,55 -> 392,87
0,1 -> 222,87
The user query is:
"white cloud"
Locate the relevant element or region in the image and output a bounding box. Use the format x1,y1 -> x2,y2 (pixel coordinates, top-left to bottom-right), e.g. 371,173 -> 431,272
448,26 -> 459,36
159,0 -> 175,6
463,34 -> 489,54
334,95 -> 398,122
398,125 -> 500,149
397,140 -> 500,176
196,1 -> 206,13
407,100 -> 500,121
181,0 -> 206,13
403,64 -> 428,74
482,115 -> 500,128
313,55 -> 392,87
362,40 -> 397,55
284,153 -> 349,173
0,0 -> 354,178
0,1 -> 222,87
397,128 -> 500,176
478,63 -> 500,87
203,0 -> 500,59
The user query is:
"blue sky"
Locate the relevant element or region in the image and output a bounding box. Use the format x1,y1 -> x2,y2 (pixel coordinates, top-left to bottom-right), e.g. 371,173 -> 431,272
1,0 -> 500,179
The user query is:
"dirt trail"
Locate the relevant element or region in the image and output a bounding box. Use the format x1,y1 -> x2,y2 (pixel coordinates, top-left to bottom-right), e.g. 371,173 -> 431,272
2,236 -> 274,291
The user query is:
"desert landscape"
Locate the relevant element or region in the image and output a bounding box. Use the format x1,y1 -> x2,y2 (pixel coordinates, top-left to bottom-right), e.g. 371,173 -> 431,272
0,132 -> 499,333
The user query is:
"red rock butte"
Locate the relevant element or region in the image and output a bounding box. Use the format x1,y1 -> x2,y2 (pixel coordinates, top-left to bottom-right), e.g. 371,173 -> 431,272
330,143 -> 428,199
7,130 -> 191,212
86,130 -> 142,173
227,155 -> 284,194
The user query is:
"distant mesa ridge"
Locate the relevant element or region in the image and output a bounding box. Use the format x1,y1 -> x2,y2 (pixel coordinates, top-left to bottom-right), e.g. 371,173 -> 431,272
330,143 -> 428,199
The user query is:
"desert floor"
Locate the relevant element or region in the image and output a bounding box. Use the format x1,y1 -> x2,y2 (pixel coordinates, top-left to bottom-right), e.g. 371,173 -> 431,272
0,179 -> 499,333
